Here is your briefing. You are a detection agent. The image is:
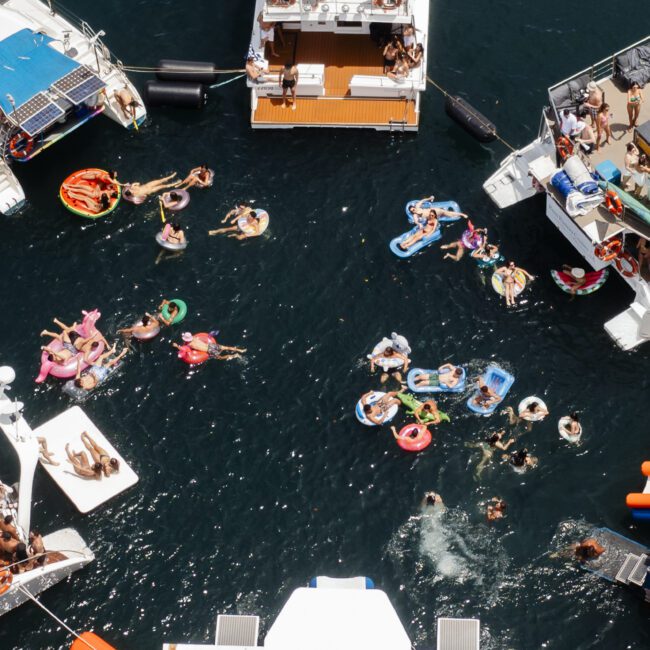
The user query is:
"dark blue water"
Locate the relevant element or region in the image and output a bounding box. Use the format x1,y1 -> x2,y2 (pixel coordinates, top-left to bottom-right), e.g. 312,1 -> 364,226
2,1 -> 650,648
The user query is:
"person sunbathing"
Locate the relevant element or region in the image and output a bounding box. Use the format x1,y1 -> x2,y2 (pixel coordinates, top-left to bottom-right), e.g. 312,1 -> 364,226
73,344 -> 127,391
65,443 -> 102,479
209,211 -> 265,239
399,214 -> 439,250
209,203 -> 252,234
360,391 -> 400,425
64,187 -> 117,213
38,437 -> 59,465
118,314 -> 160,338
179,165 -> 213,189
413,364 -> 463,389
561,265 -> 587,295
172,332 -> 246,360
43,318 -> 107,351
123,173 -> 181,200
81,431 -> 119,477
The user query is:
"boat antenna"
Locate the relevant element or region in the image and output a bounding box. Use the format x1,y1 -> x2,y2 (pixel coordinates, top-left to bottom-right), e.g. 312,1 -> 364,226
16,584 -> 100,650
5,94 -> 19,126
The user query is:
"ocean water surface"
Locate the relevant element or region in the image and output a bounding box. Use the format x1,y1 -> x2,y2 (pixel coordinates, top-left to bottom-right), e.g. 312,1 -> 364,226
1,1 -> 650,648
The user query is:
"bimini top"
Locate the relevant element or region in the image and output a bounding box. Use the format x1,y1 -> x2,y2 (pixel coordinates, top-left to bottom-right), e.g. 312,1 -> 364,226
0,28 -> 106,136
264,587 -> 411,650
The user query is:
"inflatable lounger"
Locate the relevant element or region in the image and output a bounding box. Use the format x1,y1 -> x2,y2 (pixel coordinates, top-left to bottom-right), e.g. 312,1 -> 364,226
551,268 -> 609,295
396,392 -> 450,424
407,366 -> 466,394
389,224 -> 442,258
466,365 -> 515,415
404,200 -> 463,225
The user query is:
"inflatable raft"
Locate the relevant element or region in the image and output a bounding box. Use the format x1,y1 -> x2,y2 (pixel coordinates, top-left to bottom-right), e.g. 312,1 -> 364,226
59,168 -> 121,219
558,416 -> 582,443
518,396 -> 548,421
466,365 -> 515,415
161,298 -> 187,324
389,224 -> 442,258
367,335 -> 410,371
156,226 -> 188,251
550,268 -> 609,295
404,200 -> 463,225
395,423 -> 432,452
177,332 -> 215,365
406,366 -> 466,394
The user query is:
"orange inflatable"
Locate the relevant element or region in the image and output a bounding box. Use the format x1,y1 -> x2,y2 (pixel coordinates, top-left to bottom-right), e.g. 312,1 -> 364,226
625,493 -> 650,508
59,168 -> 121,219
70,632 -> 118,650
641,461 -> 650,477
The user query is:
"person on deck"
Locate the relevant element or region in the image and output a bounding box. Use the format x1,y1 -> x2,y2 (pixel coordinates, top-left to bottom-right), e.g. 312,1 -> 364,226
279,62 -> 299,110
246,56 -> 269,84
583,81 -> 603,129
627,82 -> 643,131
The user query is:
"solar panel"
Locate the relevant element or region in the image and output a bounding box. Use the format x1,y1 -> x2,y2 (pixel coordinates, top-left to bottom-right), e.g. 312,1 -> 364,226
52,66 -> 106,105
13,92 -> 64,137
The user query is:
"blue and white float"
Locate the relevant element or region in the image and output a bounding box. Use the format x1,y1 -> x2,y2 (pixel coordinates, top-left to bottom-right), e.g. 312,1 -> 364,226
466,365 -> 515,415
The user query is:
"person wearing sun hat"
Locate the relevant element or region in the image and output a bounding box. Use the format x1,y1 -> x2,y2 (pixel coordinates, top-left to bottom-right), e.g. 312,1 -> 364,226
561,265 -> 587,294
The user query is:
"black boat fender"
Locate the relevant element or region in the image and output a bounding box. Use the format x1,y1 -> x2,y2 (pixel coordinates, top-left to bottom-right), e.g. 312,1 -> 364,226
444,95 -> 497,143
156,59 -> 218,84
144,80 -> 208,109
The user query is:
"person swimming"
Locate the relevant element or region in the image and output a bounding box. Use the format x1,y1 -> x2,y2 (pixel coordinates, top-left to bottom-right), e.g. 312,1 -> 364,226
465,430 -> 514,479
561,412 -> 582,437
574,538 -> 605,561
486,498 -> 507,522
158,299 -> 180,326
505,448 -> 537,470
421,491 -> 444,509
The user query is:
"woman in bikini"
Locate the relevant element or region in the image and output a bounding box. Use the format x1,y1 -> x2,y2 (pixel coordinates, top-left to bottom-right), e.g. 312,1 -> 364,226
627,83 -> 643,130
40,320 -> 105,364
81,431 -> 119,477
165,223 -> 186,246
179,165 -> 213,189
122,173 -> 181,201
595,103 -> 612,151
496,261 -> 534,307
65,443 -> 102,480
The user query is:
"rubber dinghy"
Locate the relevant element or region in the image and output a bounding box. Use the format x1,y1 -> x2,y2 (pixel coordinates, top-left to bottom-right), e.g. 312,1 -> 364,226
466,365 -> 515,415
391,200 -> 463,258
407,366 -> 466,394
550,268 -> 609,295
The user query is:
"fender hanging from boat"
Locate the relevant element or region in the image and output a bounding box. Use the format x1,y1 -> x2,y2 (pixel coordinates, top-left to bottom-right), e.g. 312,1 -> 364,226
444,95 -> 497,143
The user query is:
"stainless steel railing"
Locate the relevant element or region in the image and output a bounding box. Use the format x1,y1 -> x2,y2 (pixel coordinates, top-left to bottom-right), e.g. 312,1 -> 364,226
264,0 -> 411,18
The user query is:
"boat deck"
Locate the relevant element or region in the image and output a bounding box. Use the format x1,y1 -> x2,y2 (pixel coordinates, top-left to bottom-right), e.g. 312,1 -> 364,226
252,32 -> 418,129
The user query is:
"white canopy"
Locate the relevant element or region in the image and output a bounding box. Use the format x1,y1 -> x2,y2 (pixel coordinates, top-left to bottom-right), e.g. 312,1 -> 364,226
264,587 -> 411,650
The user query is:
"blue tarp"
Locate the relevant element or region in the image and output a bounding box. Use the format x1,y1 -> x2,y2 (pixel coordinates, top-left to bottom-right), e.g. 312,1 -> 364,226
0,29 -> 79,113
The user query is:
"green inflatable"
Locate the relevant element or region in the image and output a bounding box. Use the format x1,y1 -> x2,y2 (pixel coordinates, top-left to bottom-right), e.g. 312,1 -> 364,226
396,392 -> 450,423
161,299 -> 187,324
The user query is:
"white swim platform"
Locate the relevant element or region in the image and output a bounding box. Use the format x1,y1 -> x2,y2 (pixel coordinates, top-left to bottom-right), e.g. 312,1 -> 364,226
33,405 -> 138,513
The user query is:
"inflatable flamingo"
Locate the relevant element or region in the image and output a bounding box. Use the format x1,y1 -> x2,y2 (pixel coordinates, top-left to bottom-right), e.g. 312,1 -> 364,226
35,309 -> 105,383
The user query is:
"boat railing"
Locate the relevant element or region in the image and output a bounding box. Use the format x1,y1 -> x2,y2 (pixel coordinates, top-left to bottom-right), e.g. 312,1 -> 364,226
264,1 -> 411,17
547,35 -> 650,118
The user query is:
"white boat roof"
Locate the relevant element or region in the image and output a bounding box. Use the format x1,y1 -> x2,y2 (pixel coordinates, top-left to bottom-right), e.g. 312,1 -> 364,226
33,406 -> 138,514
264,587 -> 411,650
0,7 -> 33,42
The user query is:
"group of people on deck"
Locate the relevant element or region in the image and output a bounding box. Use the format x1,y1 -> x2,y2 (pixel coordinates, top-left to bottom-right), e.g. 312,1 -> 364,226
383,25 -> 423,81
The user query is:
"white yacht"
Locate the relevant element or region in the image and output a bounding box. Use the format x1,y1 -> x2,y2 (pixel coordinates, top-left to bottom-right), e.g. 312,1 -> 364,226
162,575 -> 480,650
0,0 -> 146,216
0,366 -> 94,615
483,36 -> 650,350
248,0 -> 429,131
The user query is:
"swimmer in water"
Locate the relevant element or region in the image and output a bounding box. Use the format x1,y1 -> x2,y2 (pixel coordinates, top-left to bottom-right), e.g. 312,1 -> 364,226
574,538 -> 605,561
369,346 -> 409,385
561,412 -> 582,437
465,430 -> 514,479
421,491 -> 444,509
158,300 -> 180,326
503,448 -> 538,470
413,399 -> 442,425
486,498 -> 507,522
118,314 -> 160,338
502,402 -> 548,431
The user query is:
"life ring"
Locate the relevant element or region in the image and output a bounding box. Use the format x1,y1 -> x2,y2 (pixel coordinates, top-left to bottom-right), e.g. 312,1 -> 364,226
161,189 -> 190,212
594,239 -> 622,262
0,569 -> 13,595
132,322 -> 161,341
558,416 -> 582,443
615,251 -> 639,277
161,299 -> 187,324
461,228 -> 484,250
605,190 -> 623,216
395,424 -> 432,452
518,396 -> 548,422
9,132 -> 34,159
556,136 -> 573,161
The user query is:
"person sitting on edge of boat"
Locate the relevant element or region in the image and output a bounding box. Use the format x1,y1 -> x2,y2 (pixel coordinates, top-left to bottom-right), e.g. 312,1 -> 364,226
575,114 -> 597,155
583,81 -> 603,129
560,265 -> 587,295
81,431 -> 119,477
504,448 -> 537,469
574,538 -> 605,561
246,56 -> 269,84
0,514 -> 19,541
29,530 -> 46,567
407,43 -> 424,69
65,442 -> 102,480
118,313 -> 160,338
13,542 -> 30,573
73,344 -> 127,391
0,530 -> 20,556
122,173 -> 182,201
561,412 -> 581,437
559,109 -> 577,137
158,299 -> 180,326
173,332 -> 246,361
258,12 -> 280,58
383,37 -> 400,73
370,345 -> 409,384
279,62 -> 299,110
486,498 -> 507,522
472,378 -> 501,409
113,85 -> 141,122
413,364 -> 463,389
387,53 -> 410,82
179,164 -> 213,190
595,103 -> 612,151
360,390 -> 401,426
413,398 -> 441,425
421,491 -> 444,509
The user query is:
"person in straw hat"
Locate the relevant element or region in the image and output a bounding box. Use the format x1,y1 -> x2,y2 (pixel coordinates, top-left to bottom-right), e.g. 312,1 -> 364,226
561,265 -> 587,295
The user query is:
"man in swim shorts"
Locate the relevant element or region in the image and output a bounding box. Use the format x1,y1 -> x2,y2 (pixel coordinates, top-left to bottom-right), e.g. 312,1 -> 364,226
279,62 -> 299,110
414,363 -> 462,389
361,391 -> 400,425
369,346 -> 409,384
472,379 -> 501,408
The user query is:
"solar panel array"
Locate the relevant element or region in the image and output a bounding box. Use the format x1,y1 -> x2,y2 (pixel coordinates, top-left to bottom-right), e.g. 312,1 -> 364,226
14,93 -> 64,137
52,66 -> 106,105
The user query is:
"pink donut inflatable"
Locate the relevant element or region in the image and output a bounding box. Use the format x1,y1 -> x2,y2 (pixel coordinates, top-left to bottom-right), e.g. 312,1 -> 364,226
177,332 -> 215,365
395,424 -> 432,452
36,309 -> 105,383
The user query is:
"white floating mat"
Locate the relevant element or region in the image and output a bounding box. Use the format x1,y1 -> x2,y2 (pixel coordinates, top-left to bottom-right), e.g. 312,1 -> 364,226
33,406 -> 138,514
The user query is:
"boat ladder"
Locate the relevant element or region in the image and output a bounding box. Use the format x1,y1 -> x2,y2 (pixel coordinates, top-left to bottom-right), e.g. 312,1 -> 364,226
215,614 -> 259,647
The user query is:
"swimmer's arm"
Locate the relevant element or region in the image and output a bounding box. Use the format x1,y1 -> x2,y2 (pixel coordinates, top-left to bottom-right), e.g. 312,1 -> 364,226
520,268 -> 535,281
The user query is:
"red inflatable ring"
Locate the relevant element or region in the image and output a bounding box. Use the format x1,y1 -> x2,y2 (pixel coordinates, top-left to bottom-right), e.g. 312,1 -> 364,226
177,332 -> 215,365
395,424 -> 432,452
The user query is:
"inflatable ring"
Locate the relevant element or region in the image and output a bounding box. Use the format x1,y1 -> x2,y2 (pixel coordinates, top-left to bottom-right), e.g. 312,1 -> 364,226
59,168 -> 121,219
9,131 -> 34,160
122,184 -> 147,205
237,209 -> 270,237
0,569 -> 13,595
615,251 -> 639,277
355,391 -> 398,427
132,322 -> 161,341
461,228 -> 484,250
594,238 -> 622,262
395,424 -> 432,452
491,269 -> 526,296
556,135 -> 573,161
518,396 -> 548,422
161,189 -> 191,212
605,189 -> 623,216
156,228 -> 188,251
367,338 -> 407,371
177,332 -> 215,365
558,416 -> 582,443
161,299 -> 187,324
